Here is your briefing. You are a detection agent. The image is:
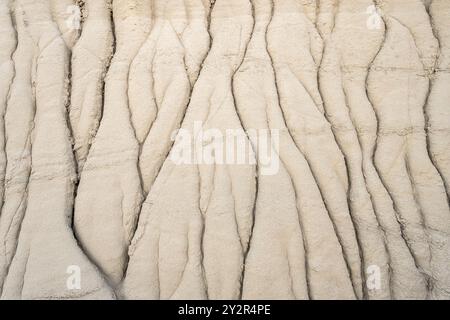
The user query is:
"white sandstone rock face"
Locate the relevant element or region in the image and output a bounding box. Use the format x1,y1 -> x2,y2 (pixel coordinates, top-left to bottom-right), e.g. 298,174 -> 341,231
0,0 -> 448,300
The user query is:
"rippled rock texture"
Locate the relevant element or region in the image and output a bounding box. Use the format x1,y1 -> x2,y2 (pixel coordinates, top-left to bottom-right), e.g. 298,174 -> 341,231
0,0 -> 448,300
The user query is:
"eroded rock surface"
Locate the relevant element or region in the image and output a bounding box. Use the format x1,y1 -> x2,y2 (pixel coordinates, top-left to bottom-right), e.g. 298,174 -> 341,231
0,0 -> 448,300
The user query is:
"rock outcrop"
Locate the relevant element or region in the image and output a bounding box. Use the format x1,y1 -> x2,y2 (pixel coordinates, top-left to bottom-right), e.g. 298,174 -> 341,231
0,0 -> 448,300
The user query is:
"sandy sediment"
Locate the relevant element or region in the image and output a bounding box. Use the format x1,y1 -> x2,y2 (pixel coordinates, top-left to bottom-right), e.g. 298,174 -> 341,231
0,0 -> 113,299
0,0 -> 448,300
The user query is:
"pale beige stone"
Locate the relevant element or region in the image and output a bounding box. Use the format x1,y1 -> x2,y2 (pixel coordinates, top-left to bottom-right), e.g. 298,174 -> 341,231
0,0 -> 448,300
